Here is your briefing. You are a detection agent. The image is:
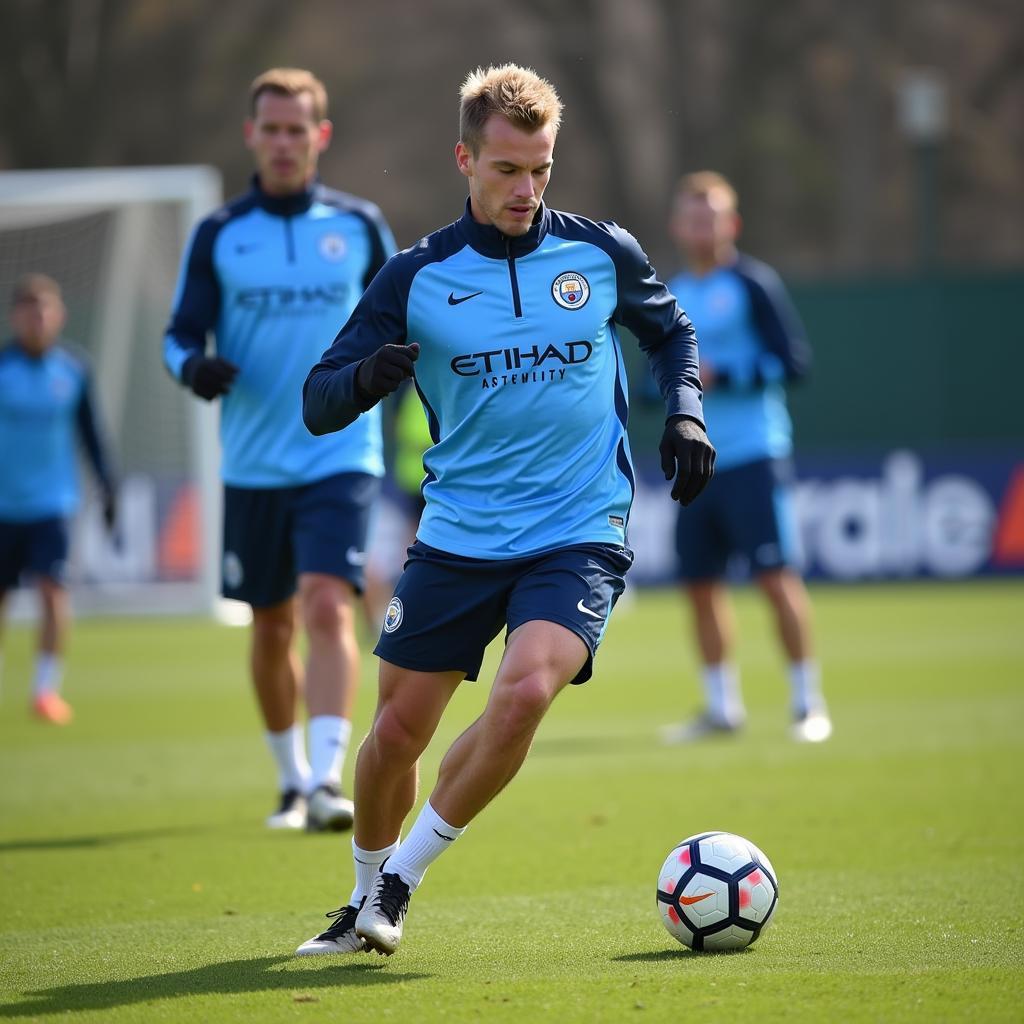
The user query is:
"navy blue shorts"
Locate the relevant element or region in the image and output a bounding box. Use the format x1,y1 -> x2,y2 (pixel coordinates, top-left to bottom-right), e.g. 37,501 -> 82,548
222,471 -> 381,608
676,457 -> 799,581
0,517 -> 70,589
375,541 -> 633,685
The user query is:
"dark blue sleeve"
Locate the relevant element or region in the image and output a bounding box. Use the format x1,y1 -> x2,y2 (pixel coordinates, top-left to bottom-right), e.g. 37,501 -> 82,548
606,223 -> 705,426
75,372 -> 115,494
163,217 -> 222,383
302,255 -> 412,436
735,255 -> 811,385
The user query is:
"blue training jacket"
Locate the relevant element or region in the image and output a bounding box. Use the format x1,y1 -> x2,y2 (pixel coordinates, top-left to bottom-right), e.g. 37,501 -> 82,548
304,201 -> 705,559
0,340 -> 114,521
163,176 -> 396,487
666,254 -> 811,471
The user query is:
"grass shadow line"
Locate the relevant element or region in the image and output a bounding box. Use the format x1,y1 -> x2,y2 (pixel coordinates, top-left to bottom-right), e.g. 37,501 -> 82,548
0,955 -> 431,1017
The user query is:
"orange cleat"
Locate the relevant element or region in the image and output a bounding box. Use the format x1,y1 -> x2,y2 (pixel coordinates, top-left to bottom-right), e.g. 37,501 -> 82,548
32,692 -> 74,725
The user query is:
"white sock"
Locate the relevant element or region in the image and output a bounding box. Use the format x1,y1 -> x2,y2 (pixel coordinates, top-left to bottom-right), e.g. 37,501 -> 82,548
702,663 -> 744,724
385,801 -> 466,892
789,660 -> 824,716
265,724 -> 311,794
32,653 -> 63,698
349,838 -> 401,907
308,715 -> 351,790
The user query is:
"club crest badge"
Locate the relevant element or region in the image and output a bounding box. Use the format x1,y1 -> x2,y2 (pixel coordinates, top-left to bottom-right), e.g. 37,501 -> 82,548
383,597 -> 404,634
319,233 -> 347,262
551,271 -> 590,310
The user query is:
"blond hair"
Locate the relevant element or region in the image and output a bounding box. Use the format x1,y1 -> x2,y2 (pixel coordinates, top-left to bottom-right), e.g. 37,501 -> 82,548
675,170 -> 739,211
249,67 -> 328,122
459,64 -> 562,155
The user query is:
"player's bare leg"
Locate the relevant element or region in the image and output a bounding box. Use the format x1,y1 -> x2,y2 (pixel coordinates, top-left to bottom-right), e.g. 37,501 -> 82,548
355,621 -> 585,955
662,581 -> 743,741
354,665 -> 463,850
429,620 -> 584,825
756,568 -> 830,741
31,577 -> 72,724
295,664 -> 460,956
299,572 -> 361,830
252,599 -> 310,826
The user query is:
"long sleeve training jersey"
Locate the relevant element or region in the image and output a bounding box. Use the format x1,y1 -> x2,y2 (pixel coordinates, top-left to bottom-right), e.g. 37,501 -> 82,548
305,201 -> 704,559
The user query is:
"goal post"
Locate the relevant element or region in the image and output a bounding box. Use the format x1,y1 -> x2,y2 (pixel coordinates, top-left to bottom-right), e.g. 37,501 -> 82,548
0,166 -> 224,618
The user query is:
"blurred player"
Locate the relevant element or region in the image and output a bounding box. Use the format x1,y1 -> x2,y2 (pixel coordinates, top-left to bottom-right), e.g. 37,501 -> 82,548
296,64 -> 715,957
0,274 -> 117,724
659,171 -> 831,744
163,69 -> 397,831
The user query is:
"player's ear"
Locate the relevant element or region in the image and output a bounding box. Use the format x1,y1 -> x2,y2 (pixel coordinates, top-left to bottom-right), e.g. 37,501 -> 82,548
455,141 -> 473,179
732,212 -> 743,240
317,119 -> 333,152
243,118 -> 256,150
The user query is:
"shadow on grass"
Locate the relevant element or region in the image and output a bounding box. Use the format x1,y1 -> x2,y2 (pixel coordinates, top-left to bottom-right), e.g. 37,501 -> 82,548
613,947 -> 754,963
612,949 -> 696,963
0,824 -> 216,853
0,955 -> 429,1017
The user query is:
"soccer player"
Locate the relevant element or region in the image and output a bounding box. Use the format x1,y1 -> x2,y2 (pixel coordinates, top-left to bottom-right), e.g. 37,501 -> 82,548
163,69 -> 397,832
659,171 -> 831,744
295,64 -> 715,957
0,274 -> 117,724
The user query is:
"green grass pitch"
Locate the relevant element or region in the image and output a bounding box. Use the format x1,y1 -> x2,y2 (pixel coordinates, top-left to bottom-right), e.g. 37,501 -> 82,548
1,581 -> 1022,1022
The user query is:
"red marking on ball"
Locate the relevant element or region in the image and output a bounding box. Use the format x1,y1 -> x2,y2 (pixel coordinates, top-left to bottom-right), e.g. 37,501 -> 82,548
667,905 -> 680,925
747,870 -> 761,885
739,887 -> 752,909
678,847 -> 691,866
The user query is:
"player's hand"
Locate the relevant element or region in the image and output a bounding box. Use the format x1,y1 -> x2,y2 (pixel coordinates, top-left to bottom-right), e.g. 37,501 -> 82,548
356,342 -> 420,400
184,355 -> 239,401
659,415 -> 715,507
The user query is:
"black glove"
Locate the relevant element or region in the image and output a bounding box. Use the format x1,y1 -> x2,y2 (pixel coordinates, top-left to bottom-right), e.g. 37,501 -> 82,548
355,343 -> 420,401
659,415 -> 716,507
183,355 -> 239,401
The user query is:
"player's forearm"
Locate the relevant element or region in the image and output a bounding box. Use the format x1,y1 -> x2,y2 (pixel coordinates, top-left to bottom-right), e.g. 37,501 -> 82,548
302,361 -> 375,436
76,393 -> 116,494
163,330 -> 205,384
647,331 -> 706,427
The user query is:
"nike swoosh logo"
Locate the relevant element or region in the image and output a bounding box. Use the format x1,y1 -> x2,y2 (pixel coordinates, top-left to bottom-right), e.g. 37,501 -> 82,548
576,599 -> 603,620
448,290 -> 482,305
432,829 -> 455,842
679,891 -> 715,905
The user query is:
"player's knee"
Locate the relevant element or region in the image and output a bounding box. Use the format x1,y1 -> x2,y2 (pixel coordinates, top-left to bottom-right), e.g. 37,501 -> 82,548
252,608 -> 294,655
301,578 -> 355,640
371,703 -> 428,764
491,672 -> 554,738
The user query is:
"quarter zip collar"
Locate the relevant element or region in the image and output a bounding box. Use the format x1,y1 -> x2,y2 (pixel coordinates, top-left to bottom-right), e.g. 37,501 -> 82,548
250,174 -> 318,217
458,198 -> 549,259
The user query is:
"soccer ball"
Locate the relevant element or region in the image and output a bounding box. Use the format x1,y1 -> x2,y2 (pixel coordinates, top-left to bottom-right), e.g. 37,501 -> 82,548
656,831 -> 778,952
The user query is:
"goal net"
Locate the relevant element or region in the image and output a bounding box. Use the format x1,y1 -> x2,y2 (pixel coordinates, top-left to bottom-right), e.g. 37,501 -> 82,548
0,167 -> 223,618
